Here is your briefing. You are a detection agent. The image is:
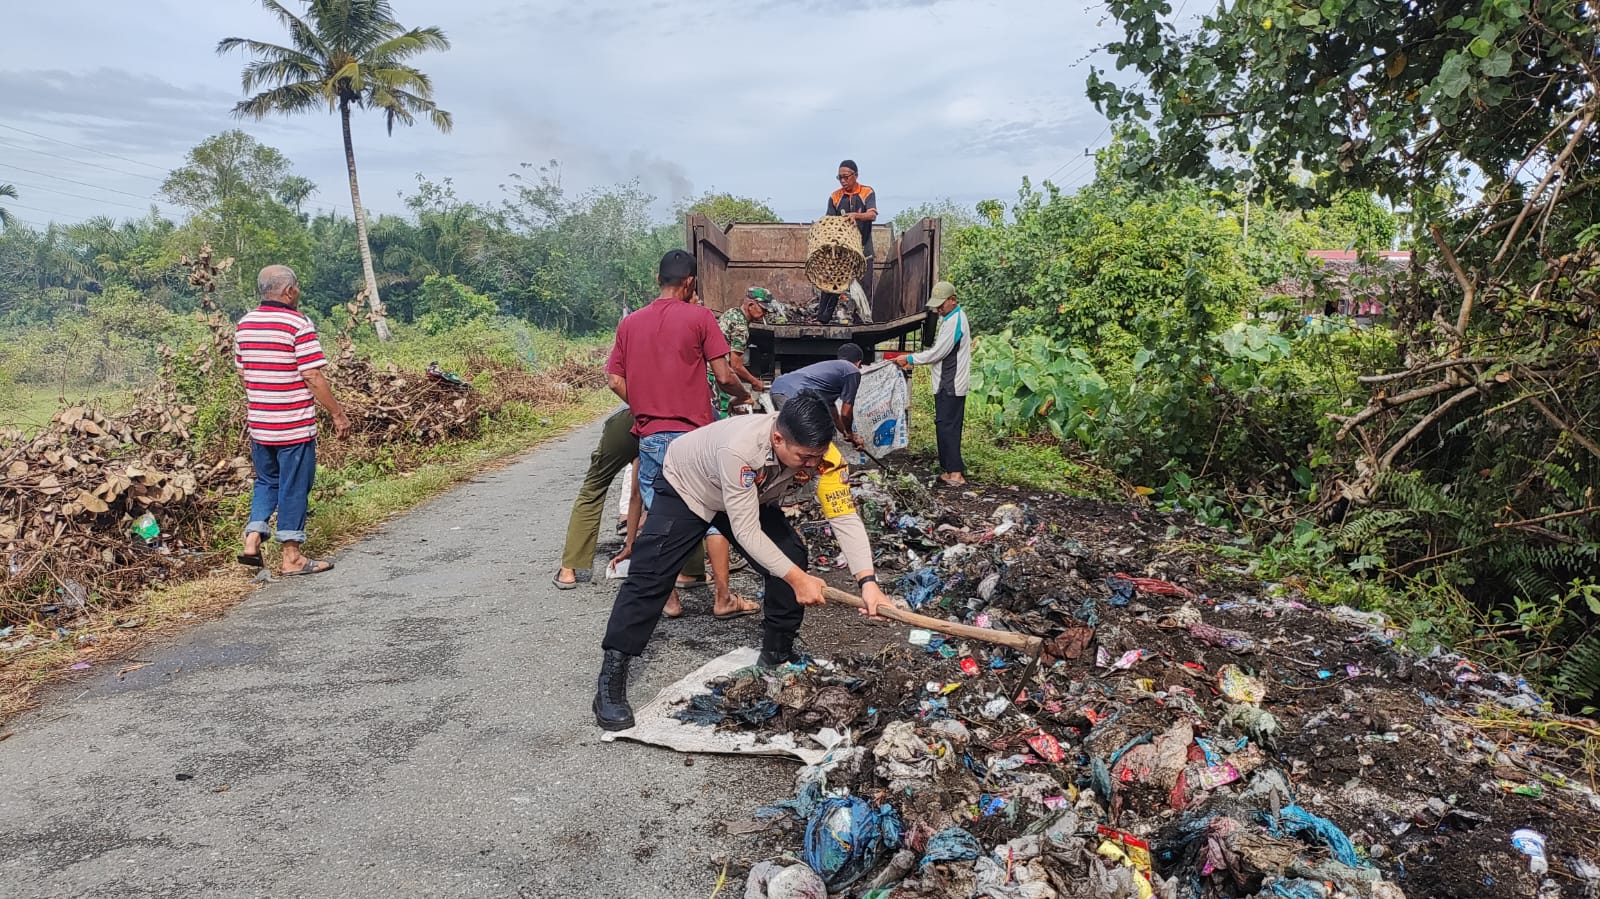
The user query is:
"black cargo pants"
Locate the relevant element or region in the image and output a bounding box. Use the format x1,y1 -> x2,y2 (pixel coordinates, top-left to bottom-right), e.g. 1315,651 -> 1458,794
601,479 -> 808,657
816,246 -> 874,324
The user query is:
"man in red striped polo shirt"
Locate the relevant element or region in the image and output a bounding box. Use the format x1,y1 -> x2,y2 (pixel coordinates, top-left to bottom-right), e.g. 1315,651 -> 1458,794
234,265 -> 350,576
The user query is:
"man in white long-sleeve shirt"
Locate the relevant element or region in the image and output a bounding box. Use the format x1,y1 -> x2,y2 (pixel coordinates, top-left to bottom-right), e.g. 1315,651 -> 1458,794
894,281 -> 971,487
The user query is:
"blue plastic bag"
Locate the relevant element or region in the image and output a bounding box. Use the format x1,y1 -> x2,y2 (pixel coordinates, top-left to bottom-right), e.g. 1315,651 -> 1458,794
1259,804 -> 1366,868
803,796 -> 903,890
898,566 -> 944,610
920,827 -> 981,868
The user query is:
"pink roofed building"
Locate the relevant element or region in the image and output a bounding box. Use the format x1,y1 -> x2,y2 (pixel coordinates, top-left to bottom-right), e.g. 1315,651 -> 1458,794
1268,250 -> 1412,319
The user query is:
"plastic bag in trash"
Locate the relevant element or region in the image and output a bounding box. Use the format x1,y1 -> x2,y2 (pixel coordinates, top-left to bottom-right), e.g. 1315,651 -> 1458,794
1267,878 -> 1331,899
768,864 -> 826,899
1218,665 -> 1268,704
898,566 -> 944,610
921,827 -> 982,867
1259,804 -> 1367,868
803,796 -> 903,890
745,862 -> 826,899
745,861 -> 786,899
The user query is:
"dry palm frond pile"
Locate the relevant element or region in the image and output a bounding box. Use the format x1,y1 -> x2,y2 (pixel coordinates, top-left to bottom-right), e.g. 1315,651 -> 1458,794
0,399 -> 254,625
0,249 -> 606,628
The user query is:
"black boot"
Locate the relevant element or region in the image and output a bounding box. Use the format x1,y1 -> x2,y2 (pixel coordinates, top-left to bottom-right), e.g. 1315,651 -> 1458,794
758,629 -> 801,668
593,649 -> 636,731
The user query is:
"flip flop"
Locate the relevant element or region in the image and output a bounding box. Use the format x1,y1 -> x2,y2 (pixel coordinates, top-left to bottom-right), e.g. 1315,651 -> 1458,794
713,598 -> 761,621
552,573 -> 578,590
282,558 -> 334,576
236,552 -> 264,568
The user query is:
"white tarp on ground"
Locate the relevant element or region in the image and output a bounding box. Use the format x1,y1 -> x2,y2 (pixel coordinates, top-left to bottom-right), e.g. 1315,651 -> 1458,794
841,360 -> 909,466
600,647 -> 830,766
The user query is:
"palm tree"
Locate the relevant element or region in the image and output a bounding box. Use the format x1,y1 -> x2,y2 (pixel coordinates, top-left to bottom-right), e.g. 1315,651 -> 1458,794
218,0 -> 452,341
0,184 -> 16,229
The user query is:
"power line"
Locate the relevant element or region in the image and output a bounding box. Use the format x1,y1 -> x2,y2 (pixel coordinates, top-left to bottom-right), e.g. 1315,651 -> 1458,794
0,136 -> 167,184
1043,123 -> 1112,184
1047,155 -> 1096,187
7,200 -> 87,221
0,121 -> 170,174
0,161 -> 167,205
1,178 -> 156,213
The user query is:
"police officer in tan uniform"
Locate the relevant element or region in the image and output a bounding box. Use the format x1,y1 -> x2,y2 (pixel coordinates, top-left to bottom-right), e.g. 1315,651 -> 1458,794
593,393 -> 890,731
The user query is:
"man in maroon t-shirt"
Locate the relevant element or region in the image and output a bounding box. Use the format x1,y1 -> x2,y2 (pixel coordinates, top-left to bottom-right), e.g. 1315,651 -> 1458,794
606,250 -> 750,617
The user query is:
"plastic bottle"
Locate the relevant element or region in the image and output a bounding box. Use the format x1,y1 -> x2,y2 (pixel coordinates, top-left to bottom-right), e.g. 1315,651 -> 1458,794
132,512 -> 159,542
1511,828 -> 1549,875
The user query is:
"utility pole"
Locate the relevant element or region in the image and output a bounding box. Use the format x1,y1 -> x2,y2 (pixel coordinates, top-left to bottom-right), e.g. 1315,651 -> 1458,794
1237,169 -> 1257,247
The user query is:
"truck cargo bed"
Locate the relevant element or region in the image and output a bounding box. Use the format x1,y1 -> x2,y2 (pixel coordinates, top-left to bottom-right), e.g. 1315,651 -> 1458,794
687,214 -> 942,374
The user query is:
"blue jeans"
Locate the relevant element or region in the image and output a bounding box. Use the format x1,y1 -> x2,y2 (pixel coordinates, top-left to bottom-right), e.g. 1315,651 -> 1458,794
635,431 -> 685,512
245,439 -> 317,544
637,430 -> 723,537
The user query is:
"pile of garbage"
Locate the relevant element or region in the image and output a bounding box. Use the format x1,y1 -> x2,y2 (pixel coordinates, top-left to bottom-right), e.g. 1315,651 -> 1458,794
682,475 -> 1599,898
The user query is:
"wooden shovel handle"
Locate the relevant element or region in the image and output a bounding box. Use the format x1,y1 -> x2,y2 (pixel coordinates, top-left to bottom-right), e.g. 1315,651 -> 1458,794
823,586 -> 1043,655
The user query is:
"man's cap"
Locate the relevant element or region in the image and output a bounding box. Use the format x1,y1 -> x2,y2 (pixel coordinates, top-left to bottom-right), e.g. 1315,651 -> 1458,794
927,281 -> 957,308
838,159 -> 858,173
745,286 -> 775,311
658,248 -> 697,283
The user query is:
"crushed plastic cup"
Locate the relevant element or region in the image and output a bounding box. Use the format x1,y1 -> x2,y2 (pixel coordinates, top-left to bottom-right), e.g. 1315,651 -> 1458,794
1511,828 -> 1548,875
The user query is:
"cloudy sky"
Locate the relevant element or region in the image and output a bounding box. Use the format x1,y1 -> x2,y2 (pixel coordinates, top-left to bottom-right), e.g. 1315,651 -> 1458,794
1,0 -> 1125,228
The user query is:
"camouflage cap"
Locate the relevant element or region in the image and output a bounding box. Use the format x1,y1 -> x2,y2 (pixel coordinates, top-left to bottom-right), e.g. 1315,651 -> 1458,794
745,286 -> 775,311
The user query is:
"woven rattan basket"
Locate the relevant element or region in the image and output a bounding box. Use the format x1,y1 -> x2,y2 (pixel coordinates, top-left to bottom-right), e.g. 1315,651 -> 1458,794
805,216 -> 866,293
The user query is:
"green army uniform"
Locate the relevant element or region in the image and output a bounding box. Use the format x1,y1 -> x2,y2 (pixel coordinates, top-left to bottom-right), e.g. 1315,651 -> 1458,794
707,306 -> 751,419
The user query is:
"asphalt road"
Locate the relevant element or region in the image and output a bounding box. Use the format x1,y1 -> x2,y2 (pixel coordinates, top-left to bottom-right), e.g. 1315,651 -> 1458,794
0,418 -> 794,899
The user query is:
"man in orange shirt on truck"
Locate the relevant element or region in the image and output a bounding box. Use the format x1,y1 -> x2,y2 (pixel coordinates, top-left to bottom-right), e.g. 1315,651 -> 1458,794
818,159 -> 877,325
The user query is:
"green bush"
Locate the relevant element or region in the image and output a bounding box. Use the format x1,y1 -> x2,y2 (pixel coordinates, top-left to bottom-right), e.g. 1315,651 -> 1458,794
414,274 -> 498,335
0,286 -> 205,389
970,322 -> 1399,490
950,182 -> 1256,367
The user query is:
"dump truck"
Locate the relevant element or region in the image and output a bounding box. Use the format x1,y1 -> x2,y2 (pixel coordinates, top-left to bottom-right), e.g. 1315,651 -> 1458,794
685,213 -> 942,376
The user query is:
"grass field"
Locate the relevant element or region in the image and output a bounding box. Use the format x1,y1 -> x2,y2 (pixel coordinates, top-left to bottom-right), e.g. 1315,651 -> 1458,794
1,384 -> 137,434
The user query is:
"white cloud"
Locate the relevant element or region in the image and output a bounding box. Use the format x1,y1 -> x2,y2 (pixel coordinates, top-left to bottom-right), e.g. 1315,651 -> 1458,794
1,0 -> 1118,224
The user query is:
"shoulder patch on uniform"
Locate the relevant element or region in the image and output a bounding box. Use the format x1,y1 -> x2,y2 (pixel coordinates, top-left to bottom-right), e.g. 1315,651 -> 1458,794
739,466 -> 757,489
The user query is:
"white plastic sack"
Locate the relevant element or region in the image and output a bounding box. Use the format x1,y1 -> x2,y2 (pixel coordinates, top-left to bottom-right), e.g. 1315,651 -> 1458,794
848,280 -> 873,323
841,361 -> 908,465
